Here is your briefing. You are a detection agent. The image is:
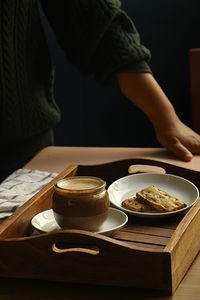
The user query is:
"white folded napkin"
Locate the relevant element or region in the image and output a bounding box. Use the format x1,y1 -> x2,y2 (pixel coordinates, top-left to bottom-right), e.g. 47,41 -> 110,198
0,168 -> 58,219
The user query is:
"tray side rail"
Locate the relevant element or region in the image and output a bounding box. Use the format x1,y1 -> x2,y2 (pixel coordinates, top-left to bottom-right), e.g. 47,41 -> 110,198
0,230 -> 172,294
164,197 -> 200,293
75,158 -> 200,189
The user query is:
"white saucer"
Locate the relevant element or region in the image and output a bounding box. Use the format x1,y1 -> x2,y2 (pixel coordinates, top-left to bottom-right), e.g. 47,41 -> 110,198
31,207 -> 128,236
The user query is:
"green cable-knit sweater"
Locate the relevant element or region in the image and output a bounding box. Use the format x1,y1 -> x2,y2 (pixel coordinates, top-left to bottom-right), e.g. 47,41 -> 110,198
0,0 -> 151,150
0,0 -> 60,145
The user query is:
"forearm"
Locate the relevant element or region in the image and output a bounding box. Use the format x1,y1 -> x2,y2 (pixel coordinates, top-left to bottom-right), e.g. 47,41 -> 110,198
116,72 -> 178,129
116,71 -> 200,161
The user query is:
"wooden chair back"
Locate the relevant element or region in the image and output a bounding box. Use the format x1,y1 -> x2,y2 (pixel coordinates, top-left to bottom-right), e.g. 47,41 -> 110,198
189,48 -> 200,134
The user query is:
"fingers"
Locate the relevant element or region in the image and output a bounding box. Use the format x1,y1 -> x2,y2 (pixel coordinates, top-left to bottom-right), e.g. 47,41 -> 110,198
168,140 -> 193,162
160,136 -> 193,162
156,124 -> 200,161
184,134 -> 200,154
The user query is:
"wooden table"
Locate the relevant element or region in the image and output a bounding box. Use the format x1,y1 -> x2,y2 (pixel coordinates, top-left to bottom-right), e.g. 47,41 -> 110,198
0,146 -> 200,300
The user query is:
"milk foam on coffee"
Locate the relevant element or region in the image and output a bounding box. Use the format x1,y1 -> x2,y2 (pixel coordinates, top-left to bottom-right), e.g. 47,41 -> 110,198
57,177 -> 101,191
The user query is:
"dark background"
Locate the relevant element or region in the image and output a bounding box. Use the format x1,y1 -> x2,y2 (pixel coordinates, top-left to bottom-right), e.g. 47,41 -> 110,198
39,0 -> 200,147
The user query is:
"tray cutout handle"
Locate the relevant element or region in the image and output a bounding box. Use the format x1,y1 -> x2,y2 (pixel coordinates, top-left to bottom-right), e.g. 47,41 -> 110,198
52,242 -> 100,255
128,164 -> 166,174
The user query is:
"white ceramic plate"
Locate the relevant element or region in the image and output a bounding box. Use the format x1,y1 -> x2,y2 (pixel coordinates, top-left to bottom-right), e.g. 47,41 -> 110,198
107,173 -> 199,219
31,207 -> 128,236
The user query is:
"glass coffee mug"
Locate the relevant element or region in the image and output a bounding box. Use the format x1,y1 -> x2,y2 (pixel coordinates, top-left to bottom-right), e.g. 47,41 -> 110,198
52,176 -> 109,231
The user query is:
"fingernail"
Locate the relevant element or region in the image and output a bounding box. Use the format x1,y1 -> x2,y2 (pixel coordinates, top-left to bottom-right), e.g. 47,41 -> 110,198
184,154 -> 193,162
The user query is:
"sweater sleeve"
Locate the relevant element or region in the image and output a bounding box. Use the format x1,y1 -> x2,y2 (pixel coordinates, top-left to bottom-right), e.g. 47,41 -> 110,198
40,0 -> 151,84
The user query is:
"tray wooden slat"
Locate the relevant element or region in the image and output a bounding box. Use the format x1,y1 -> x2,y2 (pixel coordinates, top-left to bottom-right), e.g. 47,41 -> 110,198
113,230 -> 170,246
124,224 -> 174,237
125,241 -> 166,250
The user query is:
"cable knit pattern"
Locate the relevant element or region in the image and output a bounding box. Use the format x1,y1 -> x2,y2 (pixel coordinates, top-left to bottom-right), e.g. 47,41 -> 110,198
0,0 -> 151,144
41,0 -> 151,82
0,0 -> 60,144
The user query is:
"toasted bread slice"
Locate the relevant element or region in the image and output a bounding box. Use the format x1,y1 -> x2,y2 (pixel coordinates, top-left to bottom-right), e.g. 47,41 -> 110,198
136,185 -> 186,212
122,196 -> 154,212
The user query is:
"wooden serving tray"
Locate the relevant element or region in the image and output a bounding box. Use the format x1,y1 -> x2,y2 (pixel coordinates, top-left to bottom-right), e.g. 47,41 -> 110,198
0,158 -> 199,295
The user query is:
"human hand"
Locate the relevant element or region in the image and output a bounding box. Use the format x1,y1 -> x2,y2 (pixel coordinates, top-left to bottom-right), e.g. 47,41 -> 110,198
116,72 -> 200,161
155,118 -> 200,161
